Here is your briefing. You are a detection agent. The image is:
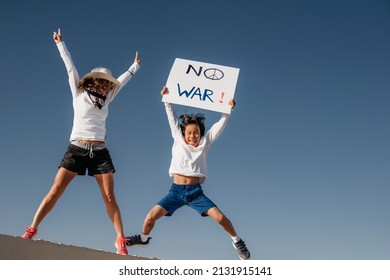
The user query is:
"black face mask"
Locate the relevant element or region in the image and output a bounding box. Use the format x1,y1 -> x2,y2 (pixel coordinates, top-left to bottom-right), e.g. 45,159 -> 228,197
86,90 -> 107,109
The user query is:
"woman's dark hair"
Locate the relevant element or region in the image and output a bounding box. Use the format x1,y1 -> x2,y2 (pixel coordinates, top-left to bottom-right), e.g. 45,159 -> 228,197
179,113 -> 206,137
77,78 -> 94,93
76,77 -> 113,93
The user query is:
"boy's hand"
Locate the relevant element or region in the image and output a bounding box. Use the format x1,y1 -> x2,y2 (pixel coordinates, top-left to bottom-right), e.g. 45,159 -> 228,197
53,28 -> 62,43
161,86 -> 169,96
229,99 -> 236,109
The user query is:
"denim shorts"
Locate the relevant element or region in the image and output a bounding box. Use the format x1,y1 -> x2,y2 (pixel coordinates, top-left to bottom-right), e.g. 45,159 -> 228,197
157,183 -> 217,217
59,144 -> 115,176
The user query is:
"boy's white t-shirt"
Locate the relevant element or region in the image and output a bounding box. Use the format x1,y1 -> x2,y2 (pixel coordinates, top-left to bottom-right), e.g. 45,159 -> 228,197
164,103 -> 229,183
56,41 -> 140,141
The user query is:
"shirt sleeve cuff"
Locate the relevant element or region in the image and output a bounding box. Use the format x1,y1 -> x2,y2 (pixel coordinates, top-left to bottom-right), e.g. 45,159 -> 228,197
127,62 -> 140,76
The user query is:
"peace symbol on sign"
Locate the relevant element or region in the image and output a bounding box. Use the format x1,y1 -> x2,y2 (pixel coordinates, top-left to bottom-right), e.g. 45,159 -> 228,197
204,68 -> 224,80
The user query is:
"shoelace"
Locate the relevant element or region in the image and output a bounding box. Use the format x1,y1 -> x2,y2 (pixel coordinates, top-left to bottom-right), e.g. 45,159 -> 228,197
23,227 -> 37,238
131,234 -> 142,244
117,237 -> 129,253
235,240 -> 248,252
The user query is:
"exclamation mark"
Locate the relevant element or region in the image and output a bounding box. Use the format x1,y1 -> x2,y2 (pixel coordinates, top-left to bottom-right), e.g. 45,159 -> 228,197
219,92 -> 225,103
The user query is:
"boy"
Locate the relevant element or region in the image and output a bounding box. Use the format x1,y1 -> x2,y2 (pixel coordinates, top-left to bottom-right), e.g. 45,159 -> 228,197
126,86 -> 250,260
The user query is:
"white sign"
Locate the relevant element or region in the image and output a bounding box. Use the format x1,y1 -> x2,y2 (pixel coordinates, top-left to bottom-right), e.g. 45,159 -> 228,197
163,58 -> 240,114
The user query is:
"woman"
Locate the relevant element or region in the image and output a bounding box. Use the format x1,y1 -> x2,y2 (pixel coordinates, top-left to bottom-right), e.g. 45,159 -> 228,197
22,28 -> 141,255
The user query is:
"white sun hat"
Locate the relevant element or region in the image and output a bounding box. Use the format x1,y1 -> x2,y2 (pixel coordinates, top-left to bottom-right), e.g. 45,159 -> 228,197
80,67 -> 120,85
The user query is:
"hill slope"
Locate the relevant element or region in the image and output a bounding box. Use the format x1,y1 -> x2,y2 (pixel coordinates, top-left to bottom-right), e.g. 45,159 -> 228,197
0,234 -> 158,260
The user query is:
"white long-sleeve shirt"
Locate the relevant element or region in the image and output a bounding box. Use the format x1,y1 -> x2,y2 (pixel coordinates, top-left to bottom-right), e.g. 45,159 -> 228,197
57,41 -> 140,141
165,102 -> 230,183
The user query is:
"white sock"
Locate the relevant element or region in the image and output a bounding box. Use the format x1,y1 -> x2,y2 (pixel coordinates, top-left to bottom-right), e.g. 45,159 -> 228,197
141,233 -> 149,242
231,236 -> 241,243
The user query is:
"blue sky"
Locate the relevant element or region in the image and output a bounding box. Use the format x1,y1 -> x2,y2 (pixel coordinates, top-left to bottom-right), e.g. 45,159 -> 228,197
1,0 -> 389,260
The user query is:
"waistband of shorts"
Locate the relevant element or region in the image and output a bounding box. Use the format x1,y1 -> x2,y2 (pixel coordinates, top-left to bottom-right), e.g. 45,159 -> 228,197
70,140 -> 107,151
172,183 -> 201,189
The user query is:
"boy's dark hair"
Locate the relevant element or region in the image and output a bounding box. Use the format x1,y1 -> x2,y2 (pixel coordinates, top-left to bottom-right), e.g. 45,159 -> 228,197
179,113 -> 206,137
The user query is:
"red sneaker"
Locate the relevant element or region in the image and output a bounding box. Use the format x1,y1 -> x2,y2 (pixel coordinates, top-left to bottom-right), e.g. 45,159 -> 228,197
115,237 -> 128,255
22,227 -> 37,239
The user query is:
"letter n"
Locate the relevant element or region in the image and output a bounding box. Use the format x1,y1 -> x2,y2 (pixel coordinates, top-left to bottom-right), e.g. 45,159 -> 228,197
186,64 -> 203,76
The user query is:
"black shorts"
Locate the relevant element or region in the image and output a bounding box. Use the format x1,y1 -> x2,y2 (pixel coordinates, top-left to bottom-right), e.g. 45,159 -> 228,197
59,144 -> 115,176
